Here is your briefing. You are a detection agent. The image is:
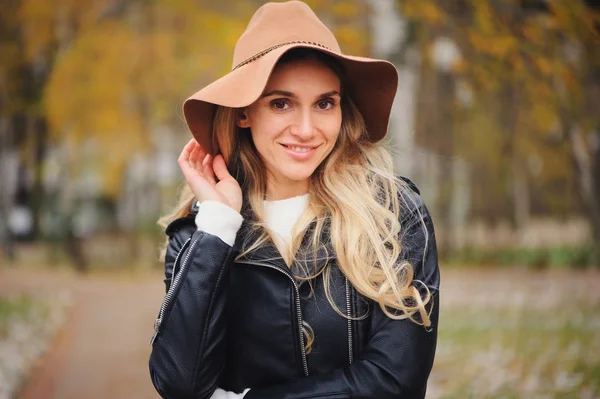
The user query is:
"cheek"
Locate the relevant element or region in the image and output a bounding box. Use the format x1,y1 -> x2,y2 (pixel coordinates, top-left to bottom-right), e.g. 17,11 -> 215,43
323,115 -> 342,143
249,124 -> 280,161
248,110 -> 285,142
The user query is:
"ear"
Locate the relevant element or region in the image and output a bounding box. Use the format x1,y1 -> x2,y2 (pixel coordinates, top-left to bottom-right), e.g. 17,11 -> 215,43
236,109 -> 251,128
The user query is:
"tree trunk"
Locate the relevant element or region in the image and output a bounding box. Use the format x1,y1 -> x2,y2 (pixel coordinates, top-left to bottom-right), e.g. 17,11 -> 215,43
0,116 -> 17,264
31,116 -> 48,239
436,71 -> 455,255
569,125 -> 600,264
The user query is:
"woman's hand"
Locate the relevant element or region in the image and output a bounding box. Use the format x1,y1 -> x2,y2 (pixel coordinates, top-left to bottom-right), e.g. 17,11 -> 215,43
178,138 -> 243,213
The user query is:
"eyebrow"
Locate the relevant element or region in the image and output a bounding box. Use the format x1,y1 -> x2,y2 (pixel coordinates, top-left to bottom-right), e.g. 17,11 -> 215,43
261,89 -> 341,99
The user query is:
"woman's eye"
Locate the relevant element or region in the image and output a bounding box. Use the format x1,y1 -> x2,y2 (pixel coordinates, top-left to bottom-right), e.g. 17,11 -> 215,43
271,99 -> 290,110
317,100 -> 334,110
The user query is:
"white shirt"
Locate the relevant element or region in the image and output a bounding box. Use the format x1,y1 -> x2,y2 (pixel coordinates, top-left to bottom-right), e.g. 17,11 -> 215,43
195,195 -> 310,249
194,195 -> 310,398
263,193 -> 310,254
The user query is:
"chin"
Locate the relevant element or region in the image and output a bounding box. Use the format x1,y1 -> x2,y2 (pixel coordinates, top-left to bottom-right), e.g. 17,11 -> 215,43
279,165 -> 317,181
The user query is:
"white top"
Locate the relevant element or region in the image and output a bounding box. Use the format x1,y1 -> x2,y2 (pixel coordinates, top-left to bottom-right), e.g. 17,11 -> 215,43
194,195 -> 310,399
263,193 -> 310,254
195,195 -> 310,249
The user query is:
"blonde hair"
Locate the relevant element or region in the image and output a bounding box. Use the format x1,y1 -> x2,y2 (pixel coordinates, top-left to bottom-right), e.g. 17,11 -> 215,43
158,49 -> 433,353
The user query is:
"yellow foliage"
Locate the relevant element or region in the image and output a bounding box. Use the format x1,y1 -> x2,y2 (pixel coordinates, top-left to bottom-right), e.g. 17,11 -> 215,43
521,22 -> 544,46
468,30 -> 517,59
304,0 -> 326,10
533,58 -> 553,77
472,1 -> 496,36
39,1 -> 253,197
334,25 -> 367,56
401,1 -> 445,25
18,0 -> 106,62
399,0 -> 596,214
332,3 -> 360,19
531,103 -> 558,133
452,58 -> 468,74
18,0 -> 57,60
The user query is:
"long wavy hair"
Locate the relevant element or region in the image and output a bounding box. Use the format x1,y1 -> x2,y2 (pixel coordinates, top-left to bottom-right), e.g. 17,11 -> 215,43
158,48 -> 433,353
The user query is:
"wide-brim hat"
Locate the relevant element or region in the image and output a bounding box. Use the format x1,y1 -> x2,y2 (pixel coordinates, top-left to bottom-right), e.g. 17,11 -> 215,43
183,0 -> 398,155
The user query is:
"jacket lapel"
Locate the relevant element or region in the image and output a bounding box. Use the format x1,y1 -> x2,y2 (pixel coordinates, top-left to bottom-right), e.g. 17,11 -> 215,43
233,204 -> 336,281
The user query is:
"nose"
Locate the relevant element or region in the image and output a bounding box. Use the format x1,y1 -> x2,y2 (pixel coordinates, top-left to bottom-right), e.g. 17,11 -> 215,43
290,108 -> 316,140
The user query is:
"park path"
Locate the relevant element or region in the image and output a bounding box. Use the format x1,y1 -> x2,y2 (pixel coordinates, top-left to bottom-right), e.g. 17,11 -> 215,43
5,265 -> 598,398
0,267 -> 165,399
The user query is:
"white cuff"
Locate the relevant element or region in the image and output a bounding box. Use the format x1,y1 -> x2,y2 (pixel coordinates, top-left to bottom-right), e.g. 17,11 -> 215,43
195,200 -> 243,246
210,388 -> 251,398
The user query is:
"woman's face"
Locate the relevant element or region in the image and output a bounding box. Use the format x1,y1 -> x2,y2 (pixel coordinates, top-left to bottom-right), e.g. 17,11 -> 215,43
238,57 -> 342,187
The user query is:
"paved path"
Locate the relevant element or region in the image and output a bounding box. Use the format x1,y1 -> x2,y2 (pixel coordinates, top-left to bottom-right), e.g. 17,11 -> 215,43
1,267 -> 164,399
6,266 -> 598,398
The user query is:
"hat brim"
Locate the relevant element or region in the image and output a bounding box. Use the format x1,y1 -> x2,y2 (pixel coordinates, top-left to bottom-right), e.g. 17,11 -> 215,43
183,43 -> 398,155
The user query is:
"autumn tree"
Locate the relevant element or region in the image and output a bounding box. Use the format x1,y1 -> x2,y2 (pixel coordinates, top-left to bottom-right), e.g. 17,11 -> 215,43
2,0 -> 368,268
398,0 -> 600,258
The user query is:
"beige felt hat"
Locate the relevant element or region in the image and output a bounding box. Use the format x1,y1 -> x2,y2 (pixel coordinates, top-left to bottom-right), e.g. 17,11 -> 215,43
183,0 -> 398,155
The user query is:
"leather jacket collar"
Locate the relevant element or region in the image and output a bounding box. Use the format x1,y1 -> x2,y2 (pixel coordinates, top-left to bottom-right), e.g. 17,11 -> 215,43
233,201 -> 335,281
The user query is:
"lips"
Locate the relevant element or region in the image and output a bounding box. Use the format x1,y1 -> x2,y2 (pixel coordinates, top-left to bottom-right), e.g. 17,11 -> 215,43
280,143 -> 320,160
280,143 -> 320,152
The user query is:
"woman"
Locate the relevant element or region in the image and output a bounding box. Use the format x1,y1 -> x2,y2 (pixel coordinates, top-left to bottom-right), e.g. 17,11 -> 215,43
149,2 -> 440,399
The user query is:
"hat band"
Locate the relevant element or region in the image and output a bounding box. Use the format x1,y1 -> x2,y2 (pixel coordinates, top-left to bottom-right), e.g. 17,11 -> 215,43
232,40 -> 333,71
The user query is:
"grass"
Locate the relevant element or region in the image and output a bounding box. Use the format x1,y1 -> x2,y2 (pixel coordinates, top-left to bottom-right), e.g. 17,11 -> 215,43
0,296 -> 38,338
0,296 -> 35,320
0,291 -> 72,398
445,246 -> 597,269
429,268 -> 600,398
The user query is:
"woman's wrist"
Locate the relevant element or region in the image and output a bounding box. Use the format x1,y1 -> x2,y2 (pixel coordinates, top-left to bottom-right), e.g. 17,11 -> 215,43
210,388 -> 250,398
195,200 -> 244,246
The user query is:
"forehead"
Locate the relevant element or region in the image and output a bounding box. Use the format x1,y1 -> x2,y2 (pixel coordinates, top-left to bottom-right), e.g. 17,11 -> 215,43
264,57 -> 341,91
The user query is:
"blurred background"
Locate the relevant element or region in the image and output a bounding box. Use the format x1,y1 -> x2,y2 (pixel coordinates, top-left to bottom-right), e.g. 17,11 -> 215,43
0,0 -> 599,398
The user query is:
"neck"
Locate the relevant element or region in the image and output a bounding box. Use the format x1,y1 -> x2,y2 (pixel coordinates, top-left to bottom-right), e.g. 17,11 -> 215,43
265,173 -> 309,201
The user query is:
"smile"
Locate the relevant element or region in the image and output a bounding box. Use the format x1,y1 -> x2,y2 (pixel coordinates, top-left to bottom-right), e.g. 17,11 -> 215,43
280,143 -> 320,160
280,144 -> 320,152
283,145 -> 315,153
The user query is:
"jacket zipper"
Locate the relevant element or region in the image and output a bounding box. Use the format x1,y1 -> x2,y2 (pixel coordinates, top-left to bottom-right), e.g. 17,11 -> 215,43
149,236 -> 194,345
244,261 -> 309,377
345,277 -> 354,364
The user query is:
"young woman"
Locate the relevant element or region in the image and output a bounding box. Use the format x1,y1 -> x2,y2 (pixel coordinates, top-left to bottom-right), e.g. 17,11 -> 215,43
149,2 -> 440,398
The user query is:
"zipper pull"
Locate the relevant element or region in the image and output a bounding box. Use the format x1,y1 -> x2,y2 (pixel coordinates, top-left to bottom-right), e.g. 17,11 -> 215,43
149,330 -> 158,345
149,319 -> 160,345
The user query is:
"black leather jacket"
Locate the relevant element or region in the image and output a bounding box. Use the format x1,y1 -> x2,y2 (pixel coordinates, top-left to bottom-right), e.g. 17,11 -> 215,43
149,177 -> 441,399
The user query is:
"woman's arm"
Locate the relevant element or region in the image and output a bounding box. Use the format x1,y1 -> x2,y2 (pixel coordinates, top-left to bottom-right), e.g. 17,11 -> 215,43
245,299 -> 439,399
211,388 -> 251,398
245,187 -> 441,399
149,201 -> 244,399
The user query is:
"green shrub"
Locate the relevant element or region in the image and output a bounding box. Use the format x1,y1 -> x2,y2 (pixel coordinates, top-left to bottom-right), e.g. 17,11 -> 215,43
444,246 -> 596,269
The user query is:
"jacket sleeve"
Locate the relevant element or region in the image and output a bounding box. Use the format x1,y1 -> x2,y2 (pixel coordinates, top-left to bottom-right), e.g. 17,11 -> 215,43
162,217 -> 195,293
149,211 -> 240,399
245,185 -> 441,399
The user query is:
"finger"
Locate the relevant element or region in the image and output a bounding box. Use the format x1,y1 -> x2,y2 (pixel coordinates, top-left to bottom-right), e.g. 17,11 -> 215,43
178,151 -> 201,178
203,155 -> 217,185
179,138 -> 207,165
178,142 -> 204,177
189,146 -> 203,170
202,152 -> 211,167
178,139 -> 195,163
213,154 -> 232,181
180,138 -> 201,159
177,155 -> 213,193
